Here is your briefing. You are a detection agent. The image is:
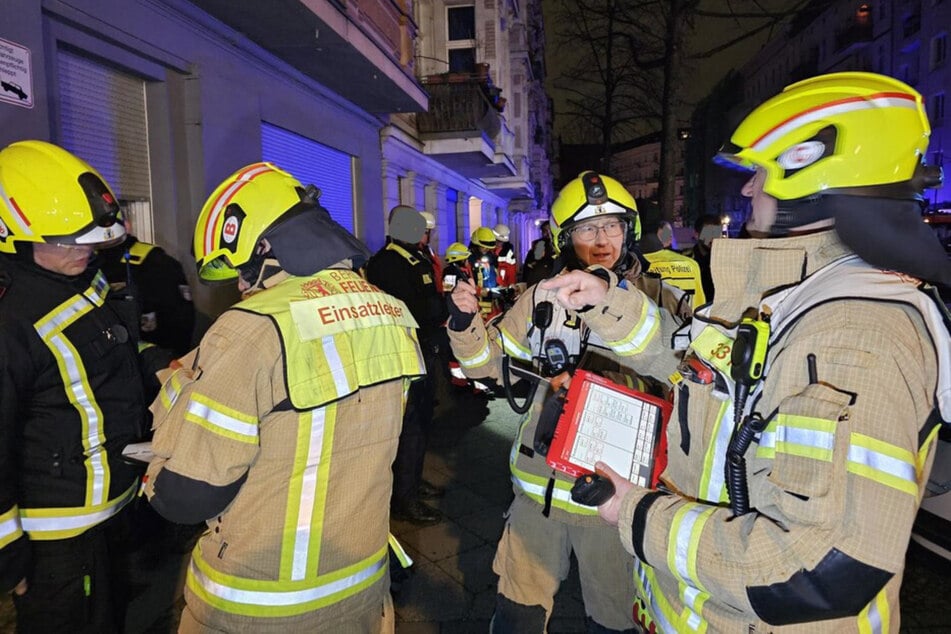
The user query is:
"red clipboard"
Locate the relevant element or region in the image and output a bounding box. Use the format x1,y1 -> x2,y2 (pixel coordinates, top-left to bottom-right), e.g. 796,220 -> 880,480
546,369 -> 671,488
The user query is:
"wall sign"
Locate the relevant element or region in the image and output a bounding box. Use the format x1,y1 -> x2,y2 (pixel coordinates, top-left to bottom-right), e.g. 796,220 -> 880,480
0,37 -> 33,109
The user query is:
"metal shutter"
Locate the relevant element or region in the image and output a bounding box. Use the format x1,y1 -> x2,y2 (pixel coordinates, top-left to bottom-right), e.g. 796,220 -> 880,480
58,49 -> 152,240
260,123 -> 355,232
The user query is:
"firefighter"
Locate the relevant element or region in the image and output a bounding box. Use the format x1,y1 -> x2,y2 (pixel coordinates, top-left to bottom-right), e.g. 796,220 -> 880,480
468,226 -> 504,320
447,172 -> 682,632
493,223 -> 517,287
442,241 -> 473,294
0,140 -> 146,633
638,201 -> 705,312
98,230 -> 195,358
144,163 -> 425,632
366,205 -> 447,525
581,72 -> 951,632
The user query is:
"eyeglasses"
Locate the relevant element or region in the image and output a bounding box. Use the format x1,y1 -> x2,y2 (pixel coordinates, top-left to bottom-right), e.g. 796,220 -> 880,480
570,219 -> 626,242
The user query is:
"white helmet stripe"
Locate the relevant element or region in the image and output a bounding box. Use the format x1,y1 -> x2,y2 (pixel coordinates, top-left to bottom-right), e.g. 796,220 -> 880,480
570,200 -> 632,223
202,163 -> 273,255
751,93 -> 918,153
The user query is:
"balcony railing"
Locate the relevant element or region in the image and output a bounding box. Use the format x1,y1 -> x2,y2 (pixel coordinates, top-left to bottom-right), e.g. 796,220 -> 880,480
417,78 -> 502,136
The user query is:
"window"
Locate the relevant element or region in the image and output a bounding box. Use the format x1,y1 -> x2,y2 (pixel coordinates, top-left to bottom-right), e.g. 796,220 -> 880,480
447,5 -> 476,73
932,93 -> 946,127
932,33 -> 948,69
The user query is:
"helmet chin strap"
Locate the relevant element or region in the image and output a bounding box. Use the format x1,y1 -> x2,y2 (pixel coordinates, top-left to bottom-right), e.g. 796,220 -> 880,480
240,254 -> 283,293
770,196 -> 834,237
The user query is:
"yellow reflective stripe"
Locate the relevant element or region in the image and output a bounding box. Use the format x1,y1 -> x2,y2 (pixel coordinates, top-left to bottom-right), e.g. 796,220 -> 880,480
667,504 -> 714,593
773,414 -> 835,461
689,326 -> 732,376
604,299 -> 660,356
633,558 -> 679,634
281,406 -> 336,581
857,586 -> 889,634
35,283 -> 110,507
848,433 -> 917,497
20,483 -> 136,540
678,583 -> 709,632
388,533 -> 413,568
159,371 -> 186,411
0,506 -> 23,548
917,424 -> 941,475
510,473 -> 599,515
458,339 -> 492,369
188,543 -> 388,617
698,400 -> 731,503
185,394 -> 259,443
127,241 -> 155,264
498,325 -> 532,361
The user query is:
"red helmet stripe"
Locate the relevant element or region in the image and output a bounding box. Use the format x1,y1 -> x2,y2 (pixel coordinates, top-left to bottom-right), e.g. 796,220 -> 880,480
8,196 -> 30,227
202,163 -> 272,254
750,91 -> 918,151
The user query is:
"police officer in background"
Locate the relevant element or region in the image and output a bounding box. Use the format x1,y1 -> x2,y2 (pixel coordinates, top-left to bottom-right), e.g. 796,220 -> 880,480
0,140 -> 146,633
366,205 -> 448,524
146,163 -> 423,632
581,72 -> 951,632
99,228 -> 195,358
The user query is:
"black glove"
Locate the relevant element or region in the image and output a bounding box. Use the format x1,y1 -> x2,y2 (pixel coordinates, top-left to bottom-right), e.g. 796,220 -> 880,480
447,295 -> 476,331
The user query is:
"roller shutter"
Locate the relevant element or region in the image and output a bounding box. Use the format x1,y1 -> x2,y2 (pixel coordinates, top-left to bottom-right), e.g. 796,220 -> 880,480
57,49 -> 152,240
261,122 -> 355,232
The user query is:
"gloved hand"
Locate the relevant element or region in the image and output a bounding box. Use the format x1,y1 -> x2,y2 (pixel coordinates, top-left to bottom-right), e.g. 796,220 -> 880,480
447,279 -> 479,331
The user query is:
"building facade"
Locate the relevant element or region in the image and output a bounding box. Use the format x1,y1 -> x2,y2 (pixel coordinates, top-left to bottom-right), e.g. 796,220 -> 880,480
705,0 -> 950,228
0,0 -> 553,319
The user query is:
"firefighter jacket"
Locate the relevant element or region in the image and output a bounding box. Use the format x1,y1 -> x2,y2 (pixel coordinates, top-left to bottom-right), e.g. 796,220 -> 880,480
99,236 -> 196,356
643,247 -> 706,310
616,231 -> 950,633
145,266 -> 424,632
366,240 -> 446,347
496,242 -> 518,287
0,256 -> 145,592
448,265 -> 681,525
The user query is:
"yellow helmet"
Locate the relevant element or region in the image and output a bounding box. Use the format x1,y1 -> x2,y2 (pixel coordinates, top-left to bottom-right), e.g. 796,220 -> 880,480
445,241 -> 471,263
193,162 -> 305,282
550,171 -> 639,255
717,72 -> 932,202
0,140 -> 125,254
471,226 -> 497,249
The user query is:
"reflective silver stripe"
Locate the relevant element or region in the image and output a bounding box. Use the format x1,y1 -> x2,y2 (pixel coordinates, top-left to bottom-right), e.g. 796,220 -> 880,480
609,301 -> 659,356
190,552 -> 386,607
21,488 -> 133,534
292,408 -> 327,581
321,335 -> 350,398
866,596 -> 883,634
187,399 -> 258,440
498,326 -> 532,361
848,445 -> 916,485
703,403 -> 732,502
46,333 -> 107,506
459,342 -> 491,368
512,475 -> 591,512
0,513 -> 22,546
778,425 -> 834,449
634,559 -> 676,634
672,506 -> 705,586
682,586 -> 703,631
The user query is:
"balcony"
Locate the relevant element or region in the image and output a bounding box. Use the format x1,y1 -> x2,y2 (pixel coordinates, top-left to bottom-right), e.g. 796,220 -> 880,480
483,155 -> 534,200
190,0 -> 427,113
416,74 -> 516,179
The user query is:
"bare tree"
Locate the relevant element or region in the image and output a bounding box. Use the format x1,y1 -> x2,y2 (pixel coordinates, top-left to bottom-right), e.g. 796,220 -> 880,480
549,0 -> 817,219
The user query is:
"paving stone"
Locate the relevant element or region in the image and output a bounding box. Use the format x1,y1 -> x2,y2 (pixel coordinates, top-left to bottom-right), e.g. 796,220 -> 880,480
434,543 -> 499,594
393,561 -> 468,623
